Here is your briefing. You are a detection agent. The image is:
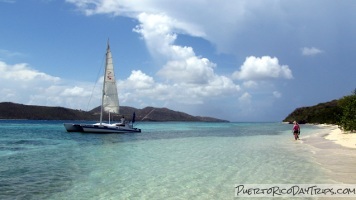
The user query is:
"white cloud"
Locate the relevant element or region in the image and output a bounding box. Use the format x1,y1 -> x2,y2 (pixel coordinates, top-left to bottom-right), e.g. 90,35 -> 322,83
232,56 -> 293,81
130,12 -> 242,103
0,61 -> 60,82
125,70 -> 155,89
243,80 -> 258,89
0,60 -> 100,109
239,92 -> 252,104
301,47 -> 323,56
119,70 -> 240,106
158,57 -> 216,84
133,12 -> 204,60
61,86 -> 92,97
273,91 -> 282,98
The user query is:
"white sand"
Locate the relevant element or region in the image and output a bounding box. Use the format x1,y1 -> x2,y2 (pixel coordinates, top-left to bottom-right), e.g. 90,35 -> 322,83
303,124 -> 356,184
317,124 -> 356,149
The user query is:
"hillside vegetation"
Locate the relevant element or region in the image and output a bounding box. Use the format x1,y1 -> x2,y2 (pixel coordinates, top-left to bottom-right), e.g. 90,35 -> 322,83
283,100 -> 342,124
283,90 -> 356,132
0,102 -> 228,122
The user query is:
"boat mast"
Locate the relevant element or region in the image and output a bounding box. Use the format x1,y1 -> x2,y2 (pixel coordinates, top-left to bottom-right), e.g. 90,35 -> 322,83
100,40 -> 110,125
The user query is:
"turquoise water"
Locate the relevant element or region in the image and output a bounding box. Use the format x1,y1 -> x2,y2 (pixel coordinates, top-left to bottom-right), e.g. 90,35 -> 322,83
0,121 -> 335,199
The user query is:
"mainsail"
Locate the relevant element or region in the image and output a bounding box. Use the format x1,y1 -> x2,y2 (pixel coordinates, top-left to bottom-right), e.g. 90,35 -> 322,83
101,42 -> 119,118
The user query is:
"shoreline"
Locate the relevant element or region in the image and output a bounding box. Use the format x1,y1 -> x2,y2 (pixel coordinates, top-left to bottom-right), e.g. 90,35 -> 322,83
302,124 -> 356,184
315,124 -> 356,149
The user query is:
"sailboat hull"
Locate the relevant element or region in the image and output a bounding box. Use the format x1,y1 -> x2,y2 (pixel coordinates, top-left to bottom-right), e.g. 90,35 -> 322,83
64,123 -> 84,132
63,123 -> 141,133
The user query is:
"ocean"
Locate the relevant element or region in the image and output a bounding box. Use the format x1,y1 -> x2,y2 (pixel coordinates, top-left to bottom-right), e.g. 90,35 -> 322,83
0,120 -> 343,199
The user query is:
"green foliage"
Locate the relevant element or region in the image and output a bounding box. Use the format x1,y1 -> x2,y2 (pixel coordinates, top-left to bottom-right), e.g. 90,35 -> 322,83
284,88 -> 355,132
283,100 -> 342,124
338,93 -> 356,131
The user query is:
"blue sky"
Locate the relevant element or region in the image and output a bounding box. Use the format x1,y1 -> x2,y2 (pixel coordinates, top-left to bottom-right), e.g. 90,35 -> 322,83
0,0 -> 355,122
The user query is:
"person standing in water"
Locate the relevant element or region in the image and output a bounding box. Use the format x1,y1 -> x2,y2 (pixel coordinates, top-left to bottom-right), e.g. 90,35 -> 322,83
120,116 -> 125,124
292,121 -> 300,140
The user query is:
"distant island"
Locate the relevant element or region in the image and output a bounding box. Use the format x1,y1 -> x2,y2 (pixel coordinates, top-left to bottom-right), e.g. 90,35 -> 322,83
0,102 -> 228,122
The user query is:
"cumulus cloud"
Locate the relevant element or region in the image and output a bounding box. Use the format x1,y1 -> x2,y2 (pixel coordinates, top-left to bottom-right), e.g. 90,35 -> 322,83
125,70 -> 155,89
0,61 -> 60,82
239,92 -> 252,103
243,80 -> 258,89
131,12 -> 241,103
158,57 -> 216,84
0,60 -> 99,109
301,47 -> 323,56
133,12 -> 205,66
232,56 -> 293,81
118,70 -> 240,106
61,86 -> 92,97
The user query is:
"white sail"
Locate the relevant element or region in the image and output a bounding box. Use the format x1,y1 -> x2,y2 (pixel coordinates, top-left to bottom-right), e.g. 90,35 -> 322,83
102,43 -> 119,114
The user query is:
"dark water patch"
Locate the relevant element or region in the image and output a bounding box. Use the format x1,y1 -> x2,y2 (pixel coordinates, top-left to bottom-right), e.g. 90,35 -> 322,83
0,146 -> 28,152
0,139 -> 61,155
7,139 -> 56,146
11,139 -> 46,145
0,146 -> 87,200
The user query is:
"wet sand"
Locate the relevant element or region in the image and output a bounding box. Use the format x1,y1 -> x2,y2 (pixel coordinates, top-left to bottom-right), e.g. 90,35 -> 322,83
302,125 -> 356,184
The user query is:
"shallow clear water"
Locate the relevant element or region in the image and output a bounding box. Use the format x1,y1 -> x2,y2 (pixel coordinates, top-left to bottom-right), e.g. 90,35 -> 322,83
0,120 -> 335,199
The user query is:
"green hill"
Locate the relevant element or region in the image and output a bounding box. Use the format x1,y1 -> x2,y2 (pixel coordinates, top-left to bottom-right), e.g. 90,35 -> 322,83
283,91 -> 355,132
283,100 -> 342,124
0,102 -> 228,122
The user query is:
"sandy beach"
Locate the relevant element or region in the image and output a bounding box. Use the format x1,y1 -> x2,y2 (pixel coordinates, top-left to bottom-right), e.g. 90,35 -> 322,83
303,124 -> 356,184
322,125 -> 356,149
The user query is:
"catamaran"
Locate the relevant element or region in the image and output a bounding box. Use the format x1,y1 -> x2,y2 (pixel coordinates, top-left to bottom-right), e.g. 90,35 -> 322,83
64,42 -> 141,133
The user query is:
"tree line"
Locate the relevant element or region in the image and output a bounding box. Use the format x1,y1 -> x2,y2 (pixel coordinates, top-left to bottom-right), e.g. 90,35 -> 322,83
283,89 -> 355,132
337,89 -> 356,131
